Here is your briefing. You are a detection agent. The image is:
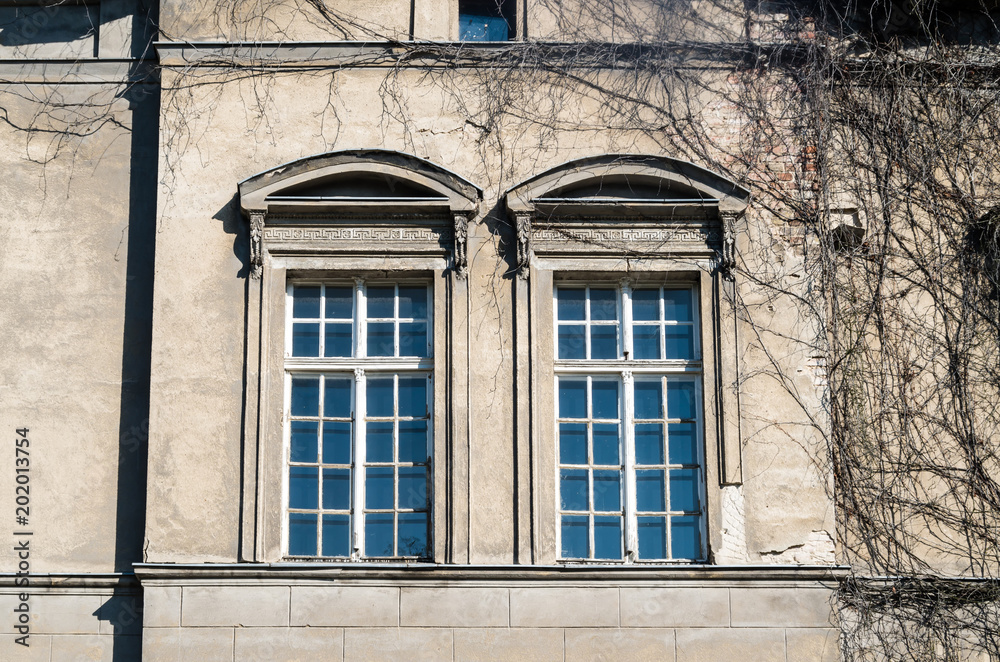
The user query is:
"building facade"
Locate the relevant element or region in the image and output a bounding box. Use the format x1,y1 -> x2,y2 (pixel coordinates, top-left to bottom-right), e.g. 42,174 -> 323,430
0,1 -> 856,660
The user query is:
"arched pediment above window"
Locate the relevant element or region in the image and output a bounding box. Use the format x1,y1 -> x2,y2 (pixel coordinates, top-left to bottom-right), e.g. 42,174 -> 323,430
504,155 -> 750,277
238,151 -> 481,279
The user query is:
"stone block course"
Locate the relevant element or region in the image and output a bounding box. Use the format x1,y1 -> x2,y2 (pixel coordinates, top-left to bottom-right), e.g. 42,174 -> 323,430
676,628 -> 785,662
344,627 -> 453,661
565,627 -> 676,661
142,627 -> 235,662
730,588 -> 834,628
182,585 -> 289,627
400,587 -> 508,628
142,585 -> 182,628
291,586 -> 399,627
453,628 -> 564,662
620,587 -> 730,628
786,628 -> 841,662
509,587 -> 619,628
235,626 -> 345,661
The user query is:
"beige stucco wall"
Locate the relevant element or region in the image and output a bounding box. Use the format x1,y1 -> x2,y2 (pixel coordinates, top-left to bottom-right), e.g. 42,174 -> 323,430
144,62 -> 835,565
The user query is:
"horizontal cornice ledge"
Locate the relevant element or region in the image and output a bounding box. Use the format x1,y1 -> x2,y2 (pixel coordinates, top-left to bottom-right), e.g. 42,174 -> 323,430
133,562 -> 849,586
153,40 -> 771,69
0,573 -> 139,589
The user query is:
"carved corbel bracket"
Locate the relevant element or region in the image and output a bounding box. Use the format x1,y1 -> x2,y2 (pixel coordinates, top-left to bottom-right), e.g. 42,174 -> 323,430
514,212 -> 532,279
453,212 -> 470,279
248,210 -> 267,280
719,211 -> 741,280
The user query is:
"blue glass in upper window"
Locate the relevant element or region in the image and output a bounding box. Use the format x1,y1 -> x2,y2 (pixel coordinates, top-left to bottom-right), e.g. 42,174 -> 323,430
288,513 -> 317,556
558,379 -> 587,419
593,516 -> 622,559
398,512 -> 428,557
561,515 -> 588,558
459,14 -> 509,40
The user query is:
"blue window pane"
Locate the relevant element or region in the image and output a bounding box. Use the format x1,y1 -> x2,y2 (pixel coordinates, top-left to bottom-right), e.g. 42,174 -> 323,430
322,421 -> 351,464
669,469 -> 700,512
398,512 -> 428,557
398,286 -> 427,319
321,515 -> 350,557
291,377 -> 320,417
322,469 -> 351,509
590,288 -> 617,320
367,286 -> 395,318
591,325 -> 618,359
636,469 -> 666,512
668,423 -> 698,465
560,469 -> 589,511
399,322 -> 427,357
288,513 -> 317,556
558,325 -> 586,359
667,381 -> 696,420
325,286 -> 353,319
365,513 -> 394,557
367,322 -> 395,357
634,423 -> 664,465
292,323 -> 320,357
663,289 -> 693,322
459,13 -> 509,40
398,466 -> 427,510
560,515 -> 588,558
591,381 -> 619,420
594,516 -> 622,560
366,377 -> 394,417
398,420 -> 428,463
671,516 -> 702,559
664,326 -> 694,360
559,423 -> 587,465
632,325 -> 660,360
292,377 -> 319,416
397,376 -> 427,418
293,286 -> 321,318
366,422 -> 394,462
324,324 -> 352,357
290,421 -> 318,463
557,288 -> 585,321
365,467 -> 394,509
633,380 -> 662,419
324,377 -> 352,418
593,470 -> 621,512
289,467 -> 319,509
592,423 -> 620,465
632,288 -> 660,321
637,516 -> 667,560
558,379 -> 587,419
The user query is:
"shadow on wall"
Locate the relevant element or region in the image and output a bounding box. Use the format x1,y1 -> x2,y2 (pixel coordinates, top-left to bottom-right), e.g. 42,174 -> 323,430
94,586 -> 143,661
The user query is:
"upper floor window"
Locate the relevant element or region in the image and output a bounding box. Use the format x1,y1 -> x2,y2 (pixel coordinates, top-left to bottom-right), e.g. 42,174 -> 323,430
555,283 -> 705,562
459,0 -> 515,41
285,281 -> 433,559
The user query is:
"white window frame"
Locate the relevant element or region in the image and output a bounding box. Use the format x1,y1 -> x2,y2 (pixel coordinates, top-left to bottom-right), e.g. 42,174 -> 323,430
282,278 -> 434,560
554,280 -> 707,563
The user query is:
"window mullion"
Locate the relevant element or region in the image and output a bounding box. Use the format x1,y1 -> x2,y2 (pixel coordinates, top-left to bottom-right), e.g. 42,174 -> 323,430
622,370 -> 638,562
353,368 -> 367,559
621,280 -> 633,360
355,279 -> 367,358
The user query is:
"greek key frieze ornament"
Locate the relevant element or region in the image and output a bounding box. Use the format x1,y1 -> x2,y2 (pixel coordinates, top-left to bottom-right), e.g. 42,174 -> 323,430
515,212 -> 531,279
248,210 -> 266,280
453,212 -> 469,279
